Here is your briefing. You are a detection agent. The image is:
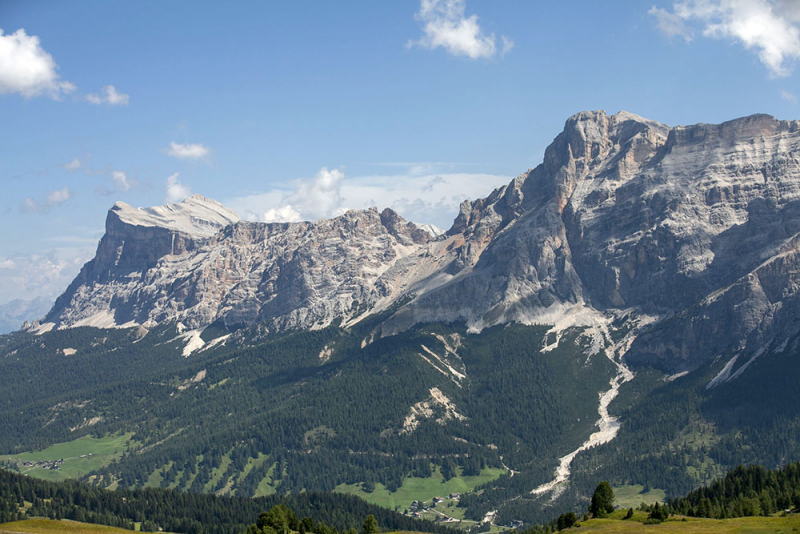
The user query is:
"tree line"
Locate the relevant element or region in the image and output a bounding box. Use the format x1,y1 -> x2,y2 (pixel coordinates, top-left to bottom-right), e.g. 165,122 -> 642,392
0,469 -> 455,534
668,462 -> 800,518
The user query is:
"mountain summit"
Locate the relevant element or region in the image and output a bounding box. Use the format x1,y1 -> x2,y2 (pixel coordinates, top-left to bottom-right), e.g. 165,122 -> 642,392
43,111 -> 800,382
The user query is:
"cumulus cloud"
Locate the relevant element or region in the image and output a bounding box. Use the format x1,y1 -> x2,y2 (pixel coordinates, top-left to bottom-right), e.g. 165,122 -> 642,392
86,85 -> 129,105
243,167 -> 346,223
165,173 -> 191,203
226,166 -> 511,229
262,205 -> 303,224
166,141 -> 211,160
408,0 -> 513,59
94,170 -> 136,195
22,186 -> 72,213
283,167 -> 346,220
0,28 -> 75,99
47,187 -> 72,204
652,0 -> 800,77
111,170 -> 131,192
61,158 -> 82,171
0,247 -> 94,303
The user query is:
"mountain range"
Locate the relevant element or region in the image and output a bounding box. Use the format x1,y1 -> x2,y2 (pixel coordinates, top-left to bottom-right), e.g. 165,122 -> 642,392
40,110 -> 800,382
5,110 -> 800,526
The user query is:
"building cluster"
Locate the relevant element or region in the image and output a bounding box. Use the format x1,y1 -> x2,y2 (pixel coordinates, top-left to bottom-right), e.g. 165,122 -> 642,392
403,493 -> 521,529
21,459 -> 63,471
407,500 -> 428,517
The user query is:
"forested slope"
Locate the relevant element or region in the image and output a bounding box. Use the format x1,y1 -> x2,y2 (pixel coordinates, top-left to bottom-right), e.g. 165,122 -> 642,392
0,469 -> 454,534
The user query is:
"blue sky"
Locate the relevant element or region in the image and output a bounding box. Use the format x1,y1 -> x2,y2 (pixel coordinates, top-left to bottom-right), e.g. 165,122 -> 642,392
1,0 -> 799,304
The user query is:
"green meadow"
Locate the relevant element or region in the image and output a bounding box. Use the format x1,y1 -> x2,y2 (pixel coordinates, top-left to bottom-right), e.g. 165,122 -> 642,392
0,433 -> 134,482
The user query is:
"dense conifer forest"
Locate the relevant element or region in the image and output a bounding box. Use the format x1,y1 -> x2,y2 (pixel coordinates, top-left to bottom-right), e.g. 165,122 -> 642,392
7,463 -> 800,534
4,317 -> 800,525
667,463 -> 800,518
0,470 -> 455,534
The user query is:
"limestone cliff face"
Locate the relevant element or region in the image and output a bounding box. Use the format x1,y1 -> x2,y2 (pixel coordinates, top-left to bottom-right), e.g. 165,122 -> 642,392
46,198 -> 436,332
384,110 -> 800,378
385,111 -> 673,333
44,111 -> 800,381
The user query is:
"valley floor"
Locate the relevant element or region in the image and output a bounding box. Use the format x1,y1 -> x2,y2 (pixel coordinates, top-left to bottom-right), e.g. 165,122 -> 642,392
0,434 -> 133,482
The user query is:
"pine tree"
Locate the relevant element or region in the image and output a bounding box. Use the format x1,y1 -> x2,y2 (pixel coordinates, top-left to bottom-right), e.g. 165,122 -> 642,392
361,515 -> 379,534
589,481 -> 615,518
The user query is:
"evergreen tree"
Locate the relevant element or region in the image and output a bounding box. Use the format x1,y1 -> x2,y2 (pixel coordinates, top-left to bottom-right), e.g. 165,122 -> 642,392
362,515 -> 379,534
556,511 -> 576,530
589,482 -> 615,518
648,503 -> 668,522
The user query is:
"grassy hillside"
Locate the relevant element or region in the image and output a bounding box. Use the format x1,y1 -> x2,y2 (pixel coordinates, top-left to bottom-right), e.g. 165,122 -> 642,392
567,509 -> 800,532
612,484 -> 666,508
335,466 -> 506,510
0,434 -> 134,482
0,519 -> 138,534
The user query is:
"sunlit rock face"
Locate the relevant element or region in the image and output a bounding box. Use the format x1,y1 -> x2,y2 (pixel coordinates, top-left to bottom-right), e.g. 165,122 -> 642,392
46,195 -> 437,332
46,111 -> 800,380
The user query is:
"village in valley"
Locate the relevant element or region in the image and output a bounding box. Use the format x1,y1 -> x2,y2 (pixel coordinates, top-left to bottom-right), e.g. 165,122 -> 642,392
20,459 -> 63,472
404,493 -> 524,531
3,454 -> 95,475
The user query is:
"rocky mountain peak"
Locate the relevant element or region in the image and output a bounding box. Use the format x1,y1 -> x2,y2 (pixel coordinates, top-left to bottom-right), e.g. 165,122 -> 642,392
40,111 -> 800,384
44,199 -> 439,331
549,110 -> 668,164
110,194 -> 240,239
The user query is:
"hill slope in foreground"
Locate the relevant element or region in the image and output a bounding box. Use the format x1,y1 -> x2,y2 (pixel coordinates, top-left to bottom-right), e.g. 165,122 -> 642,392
569,509 -> 800,533
0,520 -> 137,534
5,513 -> 800,534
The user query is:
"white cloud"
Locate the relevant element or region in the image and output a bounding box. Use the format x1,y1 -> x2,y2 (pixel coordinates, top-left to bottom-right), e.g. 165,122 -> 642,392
283,167 -> 347,220
22,198 -> 40,212
111,170 -> 131,192
241,167 -> 347,223
62,157 -> 82,171
226,167 -> 511,229
649,6 -> 695,41
408,0 -> 512,60
86,85 -> 129,105
500,35 -> 515,57
166,141 -> 211,160
94,170 -> 135,195
262,205 -> 303,223
165,173 -> 191,203
0,247 -> 94,303
47,187 -> 72,205
782,89 -> 798,102
653,0 -> 800,77
0,28 -> 75,99
22,186 -> 73,213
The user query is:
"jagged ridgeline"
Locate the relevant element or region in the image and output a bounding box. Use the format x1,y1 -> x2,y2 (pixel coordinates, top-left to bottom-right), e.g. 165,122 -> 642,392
4,111 -> 800,525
